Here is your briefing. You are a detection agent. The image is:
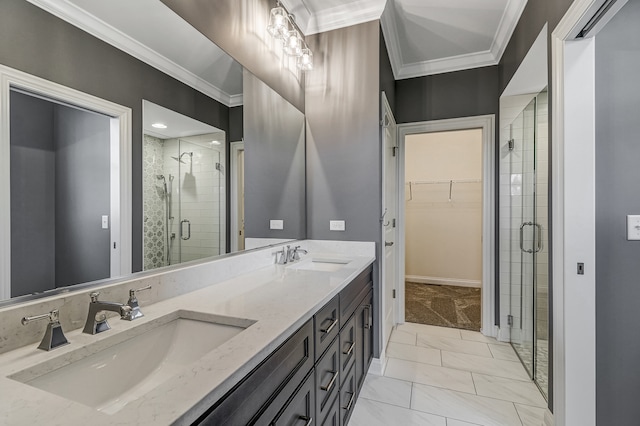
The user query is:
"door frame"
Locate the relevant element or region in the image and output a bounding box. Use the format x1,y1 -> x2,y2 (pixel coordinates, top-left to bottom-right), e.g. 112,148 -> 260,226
230,140 -> 245,253
380,91 -> 398,364
397,115 -> 496,336
0,64 -> 132,299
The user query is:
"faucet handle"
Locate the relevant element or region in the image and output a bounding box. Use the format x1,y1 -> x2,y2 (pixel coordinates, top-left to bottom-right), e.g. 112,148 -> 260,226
125,285 -> 151,321
21,309 -> 69,351
90,292 -> 100,303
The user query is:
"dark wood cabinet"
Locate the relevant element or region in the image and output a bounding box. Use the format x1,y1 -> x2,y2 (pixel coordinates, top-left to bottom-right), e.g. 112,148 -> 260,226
192,264 -> 374,426
355,289 -> 374,390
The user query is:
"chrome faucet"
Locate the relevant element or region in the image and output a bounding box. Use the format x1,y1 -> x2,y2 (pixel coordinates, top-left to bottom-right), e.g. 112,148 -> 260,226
291,246 -> 308,262
21,309 -> 69,351
82,292 -> 132,335
126,285 -> 152,320
274,245 -> 291,264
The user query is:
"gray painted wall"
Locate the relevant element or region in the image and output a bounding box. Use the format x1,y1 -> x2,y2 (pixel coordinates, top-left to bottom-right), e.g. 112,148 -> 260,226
305,21 -> 382,353
244,71 -> 306,239
54,106 -> 111,287
395,66 -> 499,124
595,1 -> 640,422
160,0 -> 305,112
10,91 -> 56,297
0,0 -> 231,273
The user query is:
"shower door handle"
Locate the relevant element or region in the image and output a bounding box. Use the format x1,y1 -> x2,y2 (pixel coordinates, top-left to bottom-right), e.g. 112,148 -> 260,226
519,222 -> 534,254
180,219 -> 191,240
520,222 -> 543,253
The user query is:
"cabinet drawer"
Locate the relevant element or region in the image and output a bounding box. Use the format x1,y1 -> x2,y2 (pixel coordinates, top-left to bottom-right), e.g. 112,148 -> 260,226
319,394 -> 339,426
270,370 -> 315,426
315,336 -> 339,424
339,313 -> 356,387
314,295 -> 339,361
340,364 -> 357,426
194,319 -> 314,425
339,266 -> 373,329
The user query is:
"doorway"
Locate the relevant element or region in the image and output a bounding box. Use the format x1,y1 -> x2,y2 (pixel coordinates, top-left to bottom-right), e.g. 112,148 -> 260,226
397,115 -> 495,336
0,64 -> 132,301
403,129 -> 483,331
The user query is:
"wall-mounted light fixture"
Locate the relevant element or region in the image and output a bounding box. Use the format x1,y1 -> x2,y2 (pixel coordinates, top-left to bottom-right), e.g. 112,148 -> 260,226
267,1 -> 313,71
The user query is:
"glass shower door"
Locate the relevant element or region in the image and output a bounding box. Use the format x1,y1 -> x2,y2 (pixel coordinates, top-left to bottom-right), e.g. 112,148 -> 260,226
509,97 -> 537,378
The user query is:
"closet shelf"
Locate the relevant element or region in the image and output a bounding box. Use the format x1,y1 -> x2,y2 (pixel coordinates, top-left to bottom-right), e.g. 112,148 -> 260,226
406,179 -> 481,201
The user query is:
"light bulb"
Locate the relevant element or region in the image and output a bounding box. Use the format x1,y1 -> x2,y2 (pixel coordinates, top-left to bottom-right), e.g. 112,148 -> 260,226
297,48 -> 313,71
267,7 -> 288,39
284,30 -> 302,56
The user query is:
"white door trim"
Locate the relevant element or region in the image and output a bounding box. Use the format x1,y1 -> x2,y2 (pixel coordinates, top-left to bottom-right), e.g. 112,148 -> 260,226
551,0 -> 604,424
397,115 -> 496,336
380,91 -> 397,367
230,141 -> 245,253
0,64 -> 132,299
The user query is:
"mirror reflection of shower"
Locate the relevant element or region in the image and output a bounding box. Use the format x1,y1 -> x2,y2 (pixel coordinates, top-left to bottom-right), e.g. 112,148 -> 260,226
142,100 -> 226,272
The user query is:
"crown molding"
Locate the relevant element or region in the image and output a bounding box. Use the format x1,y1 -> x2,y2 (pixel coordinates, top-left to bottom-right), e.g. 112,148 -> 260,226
282,0 -> 385,35
381,0 -> 528,80
24,0 -> 239,107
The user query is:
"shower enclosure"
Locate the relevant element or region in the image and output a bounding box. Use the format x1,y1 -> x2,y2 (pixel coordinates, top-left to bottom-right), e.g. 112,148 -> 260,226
143,134 -> 225,270
503,90 -> 549,399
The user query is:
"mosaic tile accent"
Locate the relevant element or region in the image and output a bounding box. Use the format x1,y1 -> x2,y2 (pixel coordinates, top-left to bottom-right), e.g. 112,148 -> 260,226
143,135 -> 166,270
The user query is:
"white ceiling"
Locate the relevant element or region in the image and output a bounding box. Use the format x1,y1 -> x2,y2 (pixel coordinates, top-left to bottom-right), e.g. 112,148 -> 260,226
143,100 -> 223,140
27,0 -> 527,98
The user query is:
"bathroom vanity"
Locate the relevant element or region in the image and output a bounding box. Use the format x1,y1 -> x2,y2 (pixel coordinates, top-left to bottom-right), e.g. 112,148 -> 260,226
0,241 -> 375,425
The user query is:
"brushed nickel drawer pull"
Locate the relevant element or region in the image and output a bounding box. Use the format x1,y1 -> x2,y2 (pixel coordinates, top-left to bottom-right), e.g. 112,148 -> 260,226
343,341 -> 355,357
320,318 -> 338,334
321,370 -> 338,392
342,391 -> 355,411
298,416 -> 313,426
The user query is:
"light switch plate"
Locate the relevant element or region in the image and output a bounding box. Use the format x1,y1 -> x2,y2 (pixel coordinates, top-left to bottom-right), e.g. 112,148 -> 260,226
270,219 -> 284,230
329,220 -> 345,231
627,215 -> 640,240
101,215 -> 109,229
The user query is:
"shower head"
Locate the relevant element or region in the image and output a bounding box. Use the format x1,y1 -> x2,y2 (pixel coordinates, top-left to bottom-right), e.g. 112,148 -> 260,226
156,174 -> 165,181
171,151 -> 193,164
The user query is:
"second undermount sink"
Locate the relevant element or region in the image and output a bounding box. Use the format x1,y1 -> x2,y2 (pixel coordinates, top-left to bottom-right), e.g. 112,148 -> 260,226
10,311 -> 255,414
287,258 -> 352,272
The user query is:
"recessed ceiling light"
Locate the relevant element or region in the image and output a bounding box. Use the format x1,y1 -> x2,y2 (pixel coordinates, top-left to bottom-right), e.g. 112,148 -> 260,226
152,123 -> 167,129
210,140 -> 221,145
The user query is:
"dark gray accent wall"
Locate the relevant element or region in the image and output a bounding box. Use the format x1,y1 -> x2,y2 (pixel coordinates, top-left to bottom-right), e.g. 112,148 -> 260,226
10,91 -> 56,297
395,66 -> 499,124
595,1 -> 640,423
54,106 -> 111,287
305,21 -> 381,353
160,0 -> 305,112
379,28 -> 396,115
0,0 -> 230,272
244,71 -> 306,239
229,106 -> 244,143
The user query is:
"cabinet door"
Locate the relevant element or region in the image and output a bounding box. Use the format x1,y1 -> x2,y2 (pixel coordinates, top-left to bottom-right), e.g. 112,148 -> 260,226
315,336 -> 340,423
355,289 -> 374,390
272,370 -> 315,426
315,295 -> 340,361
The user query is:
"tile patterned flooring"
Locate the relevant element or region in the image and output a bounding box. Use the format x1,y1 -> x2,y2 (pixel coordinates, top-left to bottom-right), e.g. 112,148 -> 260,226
349,323 -> 547,426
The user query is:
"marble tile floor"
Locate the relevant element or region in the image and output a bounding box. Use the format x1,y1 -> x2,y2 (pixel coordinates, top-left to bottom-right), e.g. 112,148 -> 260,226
349,323 -> 547,426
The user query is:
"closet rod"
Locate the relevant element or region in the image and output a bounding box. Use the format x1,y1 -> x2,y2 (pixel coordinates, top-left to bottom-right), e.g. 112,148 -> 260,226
405,178 -> 481,185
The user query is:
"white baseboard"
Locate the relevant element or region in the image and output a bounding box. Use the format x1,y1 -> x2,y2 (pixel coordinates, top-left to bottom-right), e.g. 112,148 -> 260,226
405,275 -> 481,288
544,408 -> 554,426
368,357 -> 387,376
497,326 -> 511,343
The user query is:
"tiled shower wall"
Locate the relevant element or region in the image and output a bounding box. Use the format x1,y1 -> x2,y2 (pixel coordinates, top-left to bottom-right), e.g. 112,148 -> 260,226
143,133 -> 225,269
163,134 -> 225,264
143,135 -> 166,270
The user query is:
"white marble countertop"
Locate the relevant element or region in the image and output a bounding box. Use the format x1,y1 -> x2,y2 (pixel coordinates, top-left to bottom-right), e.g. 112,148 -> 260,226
0,252 -> 374,425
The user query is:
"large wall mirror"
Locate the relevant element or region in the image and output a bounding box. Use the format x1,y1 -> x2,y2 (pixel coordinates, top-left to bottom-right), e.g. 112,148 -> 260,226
0,0 -> 306,303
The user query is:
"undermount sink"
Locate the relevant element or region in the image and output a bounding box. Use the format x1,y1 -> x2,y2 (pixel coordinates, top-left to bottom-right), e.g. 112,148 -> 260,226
10,311 -> 255,414
287,258 -> 352,272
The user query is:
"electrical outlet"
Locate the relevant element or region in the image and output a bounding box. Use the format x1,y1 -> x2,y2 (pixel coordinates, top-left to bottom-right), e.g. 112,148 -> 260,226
270,220 -> 284,230
627,215 -> 640,240
329,220 -> 345,231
